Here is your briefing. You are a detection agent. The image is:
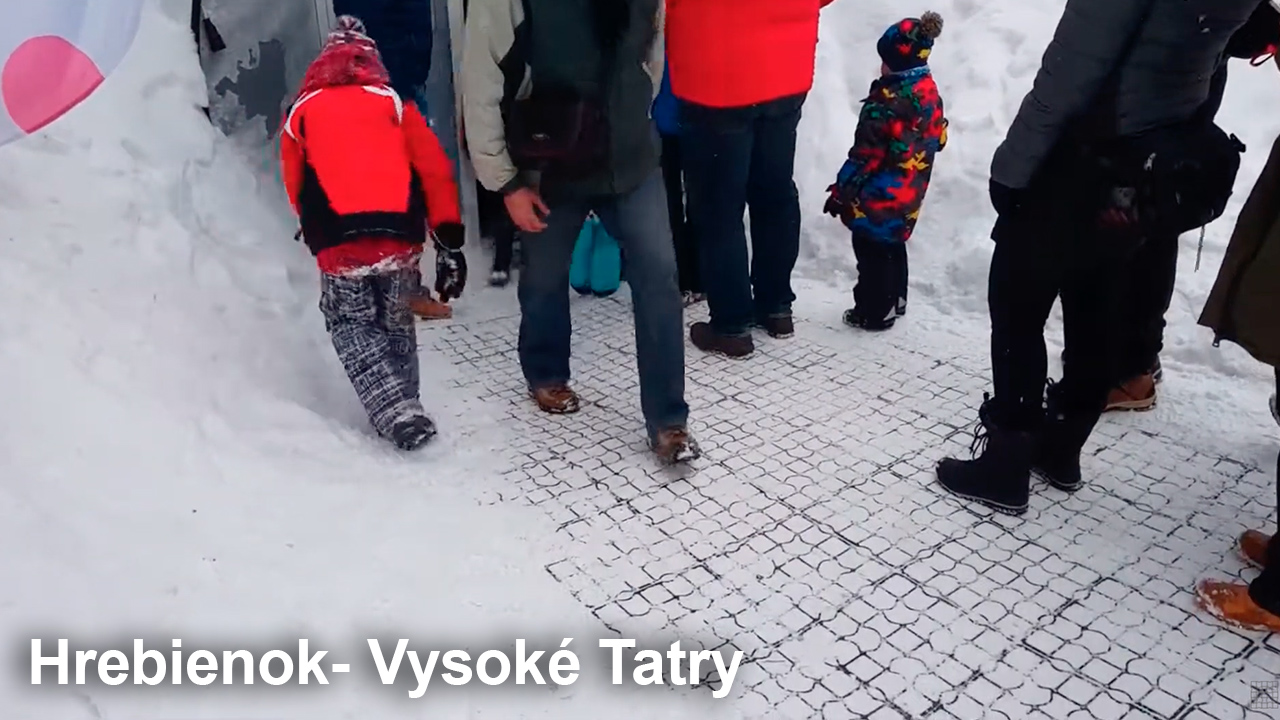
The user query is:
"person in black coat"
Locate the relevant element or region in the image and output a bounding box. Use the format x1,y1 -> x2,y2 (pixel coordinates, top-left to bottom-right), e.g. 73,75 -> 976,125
936,0 -> 1263,516
332,0 -> 433,102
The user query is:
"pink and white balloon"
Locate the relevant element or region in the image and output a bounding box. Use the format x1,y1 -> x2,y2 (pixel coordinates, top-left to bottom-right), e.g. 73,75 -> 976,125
0,0 -> 144,146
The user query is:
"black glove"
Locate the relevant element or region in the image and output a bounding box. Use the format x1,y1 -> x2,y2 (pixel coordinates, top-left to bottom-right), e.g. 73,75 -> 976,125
432,223 -> 467,301
823,184 -> 849,219
989,179 -> 1025,218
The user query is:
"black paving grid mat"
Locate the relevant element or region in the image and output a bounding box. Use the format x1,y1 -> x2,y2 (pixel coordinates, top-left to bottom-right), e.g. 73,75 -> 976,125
421,294 -> 1280,720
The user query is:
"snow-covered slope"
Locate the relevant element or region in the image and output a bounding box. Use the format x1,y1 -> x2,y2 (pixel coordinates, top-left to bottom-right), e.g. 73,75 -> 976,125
0,3 -> 730,718
800,0 -> 1280,415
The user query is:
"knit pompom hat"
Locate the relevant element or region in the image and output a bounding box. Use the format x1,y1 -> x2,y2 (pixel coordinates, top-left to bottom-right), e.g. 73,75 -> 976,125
295,15 -> 390,98
877,11 -> 943,73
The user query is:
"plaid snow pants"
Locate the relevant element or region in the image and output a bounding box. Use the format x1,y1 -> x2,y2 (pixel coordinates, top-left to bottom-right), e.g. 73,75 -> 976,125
319,267 -> 424,437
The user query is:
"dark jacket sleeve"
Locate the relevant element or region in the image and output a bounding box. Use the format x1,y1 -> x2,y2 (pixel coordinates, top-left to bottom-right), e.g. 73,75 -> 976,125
990,0 -> 1154,189
1194,61 -> 1229,125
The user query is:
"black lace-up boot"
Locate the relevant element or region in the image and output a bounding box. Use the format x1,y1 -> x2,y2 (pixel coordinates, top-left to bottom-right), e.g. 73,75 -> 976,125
936,393 -> 1035,515
1032,380 -> 1099,492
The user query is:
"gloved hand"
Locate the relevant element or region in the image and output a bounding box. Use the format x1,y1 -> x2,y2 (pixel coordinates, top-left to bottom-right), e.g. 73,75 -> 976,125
432,223 -> 468,301
989,179 -> 1025,218
823,184 -> 848,219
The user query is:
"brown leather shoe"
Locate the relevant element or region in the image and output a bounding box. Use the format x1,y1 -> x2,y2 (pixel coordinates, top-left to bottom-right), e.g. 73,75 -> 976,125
408,293 -> 452,320
1240,529 -> 1271,570
757,314 -> 795,339
690,322 -> 754,358
652,426 -> 701,464
1195,579 -> 1280,632
529,385 -> 581,414
1104,373 -> 1156,412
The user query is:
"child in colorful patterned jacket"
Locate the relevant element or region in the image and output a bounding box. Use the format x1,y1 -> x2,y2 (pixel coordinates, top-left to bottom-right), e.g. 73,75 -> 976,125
824,12 -> 948,331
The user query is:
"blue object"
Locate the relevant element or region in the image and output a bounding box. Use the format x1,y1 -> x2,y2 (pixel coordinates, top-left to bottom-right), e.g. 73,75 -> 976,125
569,215 -> 622,297
569,218 -> 595,295
332,0 -> 433,98
652,57 -> 680,137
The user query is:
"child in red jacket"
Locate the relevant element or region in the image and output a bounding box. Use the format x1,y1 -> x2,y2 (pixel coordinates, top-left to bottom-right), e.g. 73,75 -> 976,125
281,16 -> 467,450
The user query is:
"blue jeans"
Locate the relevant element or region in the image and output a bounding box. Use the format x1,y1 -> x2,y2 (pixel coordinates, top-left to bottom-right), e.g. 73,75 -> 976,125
517,171 -> 689,440
680,93 -> 805,336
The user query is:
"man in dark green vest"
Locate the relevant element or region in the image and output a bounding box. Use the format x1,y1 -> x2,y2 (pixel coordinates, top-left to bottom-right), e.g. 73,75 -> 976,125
461,0 -> 698,463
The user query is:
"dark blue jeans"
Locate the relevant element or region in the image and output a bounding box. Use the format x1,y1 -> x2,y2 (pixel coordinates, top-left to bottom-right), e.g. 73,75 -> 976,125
517,170 -> 689,440
680,93 -> 805,336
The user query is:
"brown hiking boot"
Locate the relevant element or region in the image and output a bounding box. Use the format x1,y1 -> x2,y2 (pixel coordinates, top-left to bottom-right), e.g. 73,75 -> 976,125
529,384 -> 581,414
652,426 -> 702,464
1195,579 -> 1280,632
690,321 -> 754,358
757,314 -> 795,339
1240,529 -> 1271,570
1103,373 -> 1156,412
408,293 -> 453,320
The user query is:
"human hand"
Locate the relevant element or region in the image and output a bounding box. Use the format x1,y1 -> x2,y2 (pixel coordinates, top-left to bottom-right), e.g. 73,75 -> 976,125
823,184 -> 847,219
504,187 -> 550,233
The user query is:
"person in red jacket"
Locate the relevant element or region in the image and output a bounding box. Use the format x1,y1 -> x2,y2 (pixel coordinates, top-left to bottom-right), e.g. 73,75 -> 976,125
667,0 -> 837,359
280,15 -> 467,451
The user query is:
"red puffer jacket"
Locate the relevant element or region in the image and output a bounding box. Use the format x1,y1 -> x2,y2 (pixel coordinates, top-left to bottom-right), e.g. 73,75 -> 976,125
666,0 -> 835,109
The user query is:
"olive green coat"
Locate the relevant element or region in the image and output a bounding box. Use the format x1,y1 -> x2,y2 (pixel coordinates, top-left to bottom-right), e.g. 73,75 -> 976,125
1200,133 -> 1280,368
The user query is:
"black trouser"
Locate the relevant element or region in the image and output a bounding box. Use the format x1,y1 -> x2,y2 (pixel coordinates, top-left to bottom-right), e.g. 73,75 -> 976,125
1113,231 -> 1178,381
988,145 -> 1137,430
851,233 -> 907,322
660,133 -> 700,293
477,180 -> 516,273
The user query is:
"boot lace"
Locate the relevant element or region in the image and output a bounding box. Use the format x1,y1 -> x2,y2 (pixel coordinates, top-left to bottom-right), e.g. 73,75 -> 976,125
968,392 -> 993,458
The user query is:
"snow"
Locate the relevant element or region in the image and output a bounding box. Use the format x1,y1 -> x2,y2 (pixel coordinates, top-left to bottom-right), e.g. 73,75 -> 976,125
0,2 -> 729,718
802,0 -> 1280,444
3,0 -> 1280,718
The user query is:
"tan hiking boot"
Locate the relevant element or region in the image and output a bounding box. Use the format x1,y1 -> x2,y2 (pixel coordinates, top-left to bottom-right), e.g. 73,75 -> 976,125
408,292 -> 452,320
652,426 -> 702,464
1195,579 -> 1280,632
1104,373 -> 1156,412
529,385 -> 581,414
1240,529 -> 1271,570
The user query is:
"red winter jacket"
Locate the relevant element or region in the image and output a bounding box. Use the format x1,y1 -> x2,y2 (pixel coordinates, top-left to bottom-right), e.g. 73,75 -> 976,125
280,84 -> 461,275
666,0 -> 835,109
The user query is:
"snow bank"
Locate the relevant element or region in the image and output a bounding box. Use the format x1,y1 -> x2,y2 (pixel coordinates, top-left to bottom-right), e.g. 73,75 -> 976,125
802,0 -> 1280,398
0,2 -> 730,718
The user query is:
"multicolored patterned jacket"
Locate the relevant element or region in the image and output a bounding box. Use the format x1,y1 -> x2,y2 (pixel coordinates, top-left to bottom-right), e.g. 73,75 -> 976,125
826,66 -> 947,243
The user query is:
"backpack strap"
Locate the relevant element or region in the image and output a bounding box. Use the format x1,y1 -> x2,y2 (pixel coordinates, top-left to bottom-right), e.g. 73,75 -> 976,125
283,89 -> 324,141
362,85 -> 404,124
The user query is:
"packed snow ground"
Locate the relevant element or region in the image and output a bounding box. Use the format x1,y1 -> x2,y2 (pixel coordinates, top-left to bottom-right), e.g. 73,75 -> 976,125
2,0 -> 1280,718
804,0 -> 1280,440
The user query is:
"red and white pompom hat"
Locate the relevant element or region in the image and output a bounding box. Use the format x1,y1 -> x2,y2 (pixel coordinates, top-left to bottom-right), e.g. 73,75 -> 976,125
0,0 -> 144,147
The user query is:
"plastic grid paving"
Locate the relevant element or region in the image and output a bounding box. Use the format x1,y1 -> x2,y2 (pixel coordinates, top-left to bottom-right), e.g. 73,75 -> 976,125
422,293 -> 1280,720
